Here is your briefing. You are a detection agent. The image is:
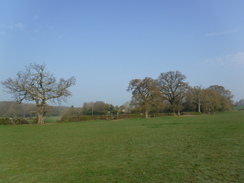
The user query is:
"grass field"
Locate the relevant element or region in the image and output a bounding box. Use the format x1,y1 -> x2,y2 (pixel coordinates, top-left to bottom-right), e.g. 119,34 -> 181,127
0,111 -> 244,182
234,106 -> 244,110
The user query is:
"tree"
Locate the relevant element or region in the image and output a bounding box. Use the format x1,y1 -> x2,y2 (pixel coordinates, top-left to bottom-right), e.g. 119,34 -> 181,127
1,63 -> 76,124
61,105 -> 82,119
208,85 -> 233,111
240,99 -> 244,106
208,85 -> 233,99
81,102 -> 93,115
119,101 -> 131,113
186,86 -> 203,112
157,71 -> 189,115
127,77 -> 163,118
92,101 -> 110,115
201,89 -> 221,113
236,99 -> 244,106
81,101 -> 112,115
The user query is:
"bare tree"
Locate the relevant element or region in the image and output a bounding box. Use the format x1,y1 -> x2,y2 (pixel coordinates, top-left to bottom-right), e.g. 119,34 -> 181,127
127,77 -> 163,118
236,99 -> 244,106
157,71 -> 188,115
187,85 -> 203,112
1,63 -> 76,124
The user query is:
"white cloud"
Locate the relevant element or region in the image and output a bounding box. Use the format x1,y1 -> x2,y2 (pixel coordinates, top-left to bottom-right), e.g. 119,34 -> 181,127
205,52 -> 244,68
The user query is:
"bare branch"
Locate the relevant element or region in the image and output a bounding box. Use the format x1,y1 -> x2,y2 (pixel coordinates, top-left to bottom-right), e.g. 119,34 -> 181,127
1,63 -> 76,124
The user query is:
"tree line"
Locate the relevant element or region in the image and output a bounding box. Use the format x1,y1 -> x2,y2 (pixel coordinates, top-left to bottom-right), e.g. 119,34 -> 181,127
0,101 -> 69,118
0,63 -> 239,124
61,101 -> 123,117
0,100 -> 123,117
127,71 -> 234,118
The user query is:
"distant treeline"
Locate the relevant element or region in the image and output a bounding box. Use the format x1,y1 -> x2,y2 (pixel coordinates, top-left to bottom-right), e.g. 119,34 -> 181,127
0,101 -> 127,118
0,101 -> 68,118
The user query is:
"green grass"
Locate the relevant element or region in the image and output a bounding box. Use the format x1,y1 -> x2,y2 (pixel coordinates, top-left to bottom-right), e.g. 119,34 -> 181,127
44,116 -> 60,123
234,106 -> 244,110
0,111 -> 244,182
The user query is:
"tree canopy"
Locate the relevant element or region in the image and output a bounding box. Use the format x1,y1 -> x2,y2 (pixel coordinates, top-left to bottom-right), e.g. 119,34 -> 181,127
128,71 -> 234,115
157,71 -> 189,115
127,77 -> 164,118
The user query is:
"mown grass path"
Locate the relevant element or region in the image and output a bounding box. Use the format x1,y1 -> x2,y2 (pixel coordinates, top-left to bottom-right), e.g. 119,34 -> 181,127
0,111 -> 244,182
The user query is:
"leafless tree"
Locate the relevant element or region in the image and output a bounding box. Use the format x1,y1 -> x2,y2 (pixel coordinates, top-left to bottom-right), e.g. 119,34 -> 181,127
1,63 -> 76,124
187,85 -> 203,112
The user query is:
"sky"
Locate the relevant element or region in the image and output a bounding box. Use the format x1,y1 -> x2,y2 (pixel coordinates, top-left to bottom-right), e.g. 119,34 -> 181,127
0,0 -> 244,107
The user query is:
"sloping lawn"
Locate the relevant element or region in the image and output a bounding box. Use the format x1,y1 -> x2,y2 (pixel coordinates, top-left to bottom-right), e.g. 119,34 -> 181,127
0,111 -> 244,182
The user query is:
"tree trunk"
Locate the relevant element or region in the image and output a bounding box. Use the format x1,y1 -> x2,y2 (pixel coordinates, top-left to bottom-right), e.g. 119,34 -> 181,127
37,111 -> 45,124
198,99 -> 201,113
198,103 -> 201,113
172,109 -> 176,116
145,108 -> 149,118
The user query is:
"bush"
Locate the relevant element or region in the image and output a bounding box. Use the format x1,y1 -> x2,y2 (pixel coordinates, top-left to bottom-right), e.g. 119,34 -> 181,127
0,118 -> 12,125
59,113 -> 145,122
0,118 -> 29,125
153,113 -> 176,117
11,118 -> 29,125
59,115 -> 100,122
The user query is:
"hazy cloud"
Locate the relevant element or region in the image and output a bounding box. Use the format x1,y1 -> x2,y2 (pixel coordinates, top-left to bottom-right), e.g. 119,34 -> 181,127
14,23 -> 25,31
0,23 -> 25,32
229,52 -> 244,67
205,52 -> 244,68
206,28 -> 244,37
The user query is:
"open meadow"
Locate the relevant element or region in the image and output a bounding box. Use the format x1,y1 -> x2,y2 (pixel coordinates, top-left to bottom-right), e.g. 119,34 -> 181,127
0,111 -> 244,182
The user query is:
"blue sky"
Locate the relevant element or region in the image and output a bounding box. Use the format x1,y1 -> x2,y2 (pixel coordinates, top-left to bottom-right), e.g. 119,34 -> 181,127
0,0 -> 244,107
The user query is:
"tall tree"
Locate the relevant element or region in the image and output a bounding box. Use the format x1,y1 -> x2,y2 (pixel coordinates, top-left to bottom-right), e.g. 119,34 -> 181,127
186,86 -> 203,112
1,63 -> 76,124
157,71 -> 189,115
92,101 -> 110,115
201,89 -> 221,113
208,85 -> 233,100
127,77 -> 163,118
208,85 -> 233,111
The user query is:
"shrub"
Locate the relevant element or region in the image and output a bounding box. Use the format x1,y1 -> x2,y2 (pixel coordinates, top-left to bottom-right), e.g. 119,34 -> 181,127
59,114 -> 145,122
59,115 -> 99,122
0,118 -> 12,125
0,118 -> 29,125
153,113 -> 176,117
11,118 -> 29,125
